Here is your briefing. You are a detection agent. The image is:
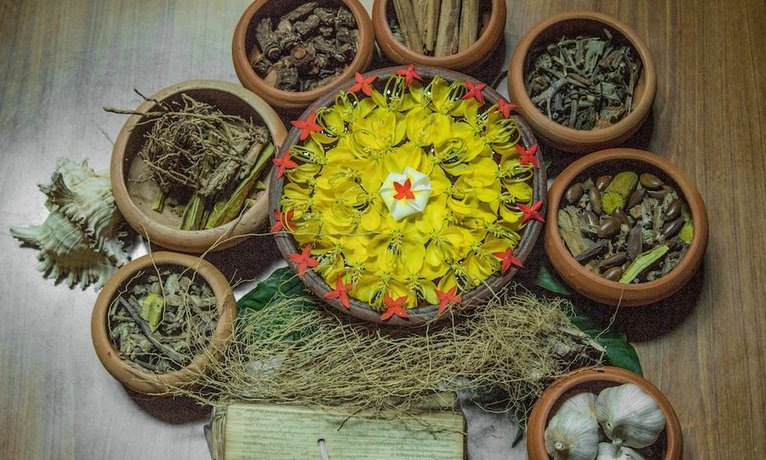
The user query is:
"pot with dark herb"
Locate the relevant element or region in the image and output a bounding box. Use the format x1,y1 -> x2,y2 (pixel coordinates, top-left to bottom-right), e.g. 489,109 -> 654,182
110,79 -> 287,254
545,149 -> 708,306
232,0 -> 375,112
507,11 -> 656,153
91,252 -> 236,394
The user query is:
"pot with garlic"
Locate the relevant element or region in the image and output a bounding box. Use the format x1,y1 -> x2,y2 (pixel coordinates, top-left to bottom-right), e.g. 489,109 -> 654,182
527,366 -> 682,460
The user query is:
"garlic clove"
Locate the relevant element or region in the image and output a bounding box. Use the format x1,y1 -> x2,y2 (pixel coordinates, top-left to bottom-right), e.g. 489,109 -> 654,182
596,442 -> 645,460
545,404 -> 599,460
596,383 -> 666,449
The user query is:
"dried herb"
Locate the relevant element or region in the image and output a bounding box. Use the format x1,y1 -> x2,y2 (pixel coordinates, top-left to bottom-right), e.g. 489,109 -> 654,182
525,29 -> 642,129
107,265 -> 219,374
558,171 -> 693,284
135,94 -> 273,230
249,2 -> 359,92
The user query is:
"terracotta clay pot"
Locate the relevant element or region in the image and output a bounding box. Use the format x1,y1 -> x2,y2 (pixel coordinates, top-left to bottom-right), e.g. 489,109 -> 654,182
232,0 -> 375,112
111,79 -> 287,254
91,252 -> 236,394
270,66 -> 546,325
545,148 -> 709,306
507,11 -> 656,153
527,366 -> 682,460
372,0 -> 506,75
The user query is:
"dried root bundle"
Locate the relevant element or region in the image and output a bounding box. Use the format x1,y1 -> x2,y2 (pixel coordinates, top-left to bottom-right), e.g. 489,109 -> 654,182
165,281 -> 603,420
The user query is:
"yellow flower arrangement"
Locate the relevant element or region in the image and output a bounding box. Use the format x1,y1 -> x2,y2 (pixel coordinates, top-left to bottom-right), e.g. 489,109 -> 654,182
274,67 -> 543,320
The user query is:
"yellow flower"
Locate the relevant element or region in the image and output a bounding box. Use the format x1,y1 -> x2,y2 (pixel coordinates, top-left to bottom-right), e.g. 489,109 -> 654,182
462,237 -> 511,286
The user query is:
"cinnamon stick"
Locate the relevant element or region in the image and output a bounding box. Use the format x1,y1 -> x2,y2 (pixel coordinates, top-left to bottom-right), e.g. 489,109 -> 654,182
393,0 -> 424,53
423,0 -> 441,53
434,0 -> 459,56
458,0 -> 479,52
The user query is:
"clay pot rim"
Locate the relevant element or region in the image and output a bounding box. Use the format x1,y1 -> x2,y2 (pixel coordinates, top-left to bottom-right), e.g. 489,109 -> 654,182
544,148 -> 709,306
110,79 -> 287,254
371,0 -> 507,70
90,251 -> 237,395
507,11 -> 657,153
526,366 -> 683,460
232,0 -> 375,111
269,65 -> 546,325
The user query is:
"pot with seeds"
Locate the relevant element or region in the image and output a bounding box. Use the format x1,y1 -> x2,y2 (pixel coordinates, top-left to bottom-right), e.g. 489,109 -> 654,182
545,148 -> 708,306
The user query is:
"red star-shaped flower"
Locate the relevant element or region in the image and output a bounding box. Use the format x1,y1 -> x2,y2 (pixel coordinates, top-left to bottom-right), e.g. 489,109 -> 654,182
395,64 -> 422,87
515,143 -> 540,168
324,276 -> 353,309
493,248 -> 523,274
462,81 -> 486,104
290,112 -> 322,141
349,72 -> 377,96
270,208 -> 294,233
435,286 -> 462,315
273,151 -> 298,179
495,99 -> 517,118
288,244 -> 319,278
393,178 -> 415,200
519,200 -> 545,225
380,294 -> 409,321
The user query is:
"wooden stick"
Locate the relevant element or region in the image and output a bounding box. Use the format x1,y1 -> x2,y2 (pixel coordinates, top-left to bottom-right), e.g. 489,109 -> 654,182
435,0 -> 460,56
423,0 -> 441,53
393,0 -> 424,53
458,0 -> 479,52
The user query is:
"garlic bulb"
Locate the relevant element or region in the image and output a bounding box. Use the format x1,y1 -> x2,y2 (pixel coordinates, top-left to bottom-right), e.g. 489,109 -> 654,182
545,398 -> 599,460
596,383 -> 666,448
596,442 -> 645,459
557,392 -> 597,422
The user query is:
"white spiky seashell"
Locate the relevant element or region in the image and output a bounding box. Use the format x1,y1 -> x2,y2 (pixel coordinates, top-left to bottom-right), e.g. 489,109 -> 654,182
596,383 -> 666,449
596,442 -> 645,459
10,158 -> 131,289
545,393 -> 599,460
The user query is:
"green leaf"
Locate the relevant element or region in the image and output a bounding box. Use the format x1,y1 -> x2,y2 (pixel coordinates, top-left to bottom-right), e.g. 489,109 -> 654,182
535,265 -> 571,296
568,311 -> 643,376
140,293 -> 165,332
238,267 -> 310,313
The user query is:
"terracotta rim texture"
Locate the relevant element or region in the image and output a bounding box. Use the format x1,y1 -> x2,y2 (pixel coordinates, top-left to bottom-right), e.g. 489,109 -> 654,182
527,366 -> 683,460
232,0 -> 375,112
90,252 -> 236,395
372,0 -> 507,72
545,148 -> 709,306
111,79 -> 287,254
270,65 -> 547,325
507,11 -> 657,153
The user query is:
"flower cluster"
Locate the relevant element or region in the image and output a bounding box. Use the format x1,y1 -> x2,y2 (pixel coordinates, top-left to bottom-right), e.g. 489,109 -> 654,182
275,68 -> 541,318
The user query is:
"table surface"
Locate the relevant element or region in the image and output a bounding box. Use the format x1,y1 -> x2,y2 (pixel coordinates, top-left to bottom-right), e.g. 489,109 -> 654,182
1,1 -> 764,459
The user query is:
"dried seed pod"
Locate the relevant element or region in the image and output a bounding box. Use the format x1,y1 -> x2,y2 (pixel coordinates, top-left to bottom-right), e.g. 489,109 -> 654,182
612,207 -> 629,226
639,173 -> 663,190
597,218 -> 621,238
596,175 -> 613,191
647,185 -> 673,199
600,252 -> 627,269
602,266 -> 624,281
565,182 -> 584,204
589,187 -> 602,215
665,198 -> 682,221
626,188 -> 645,209
575,240 -> 608,264
661,216 -> 685,240
627,224 -> 643,260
